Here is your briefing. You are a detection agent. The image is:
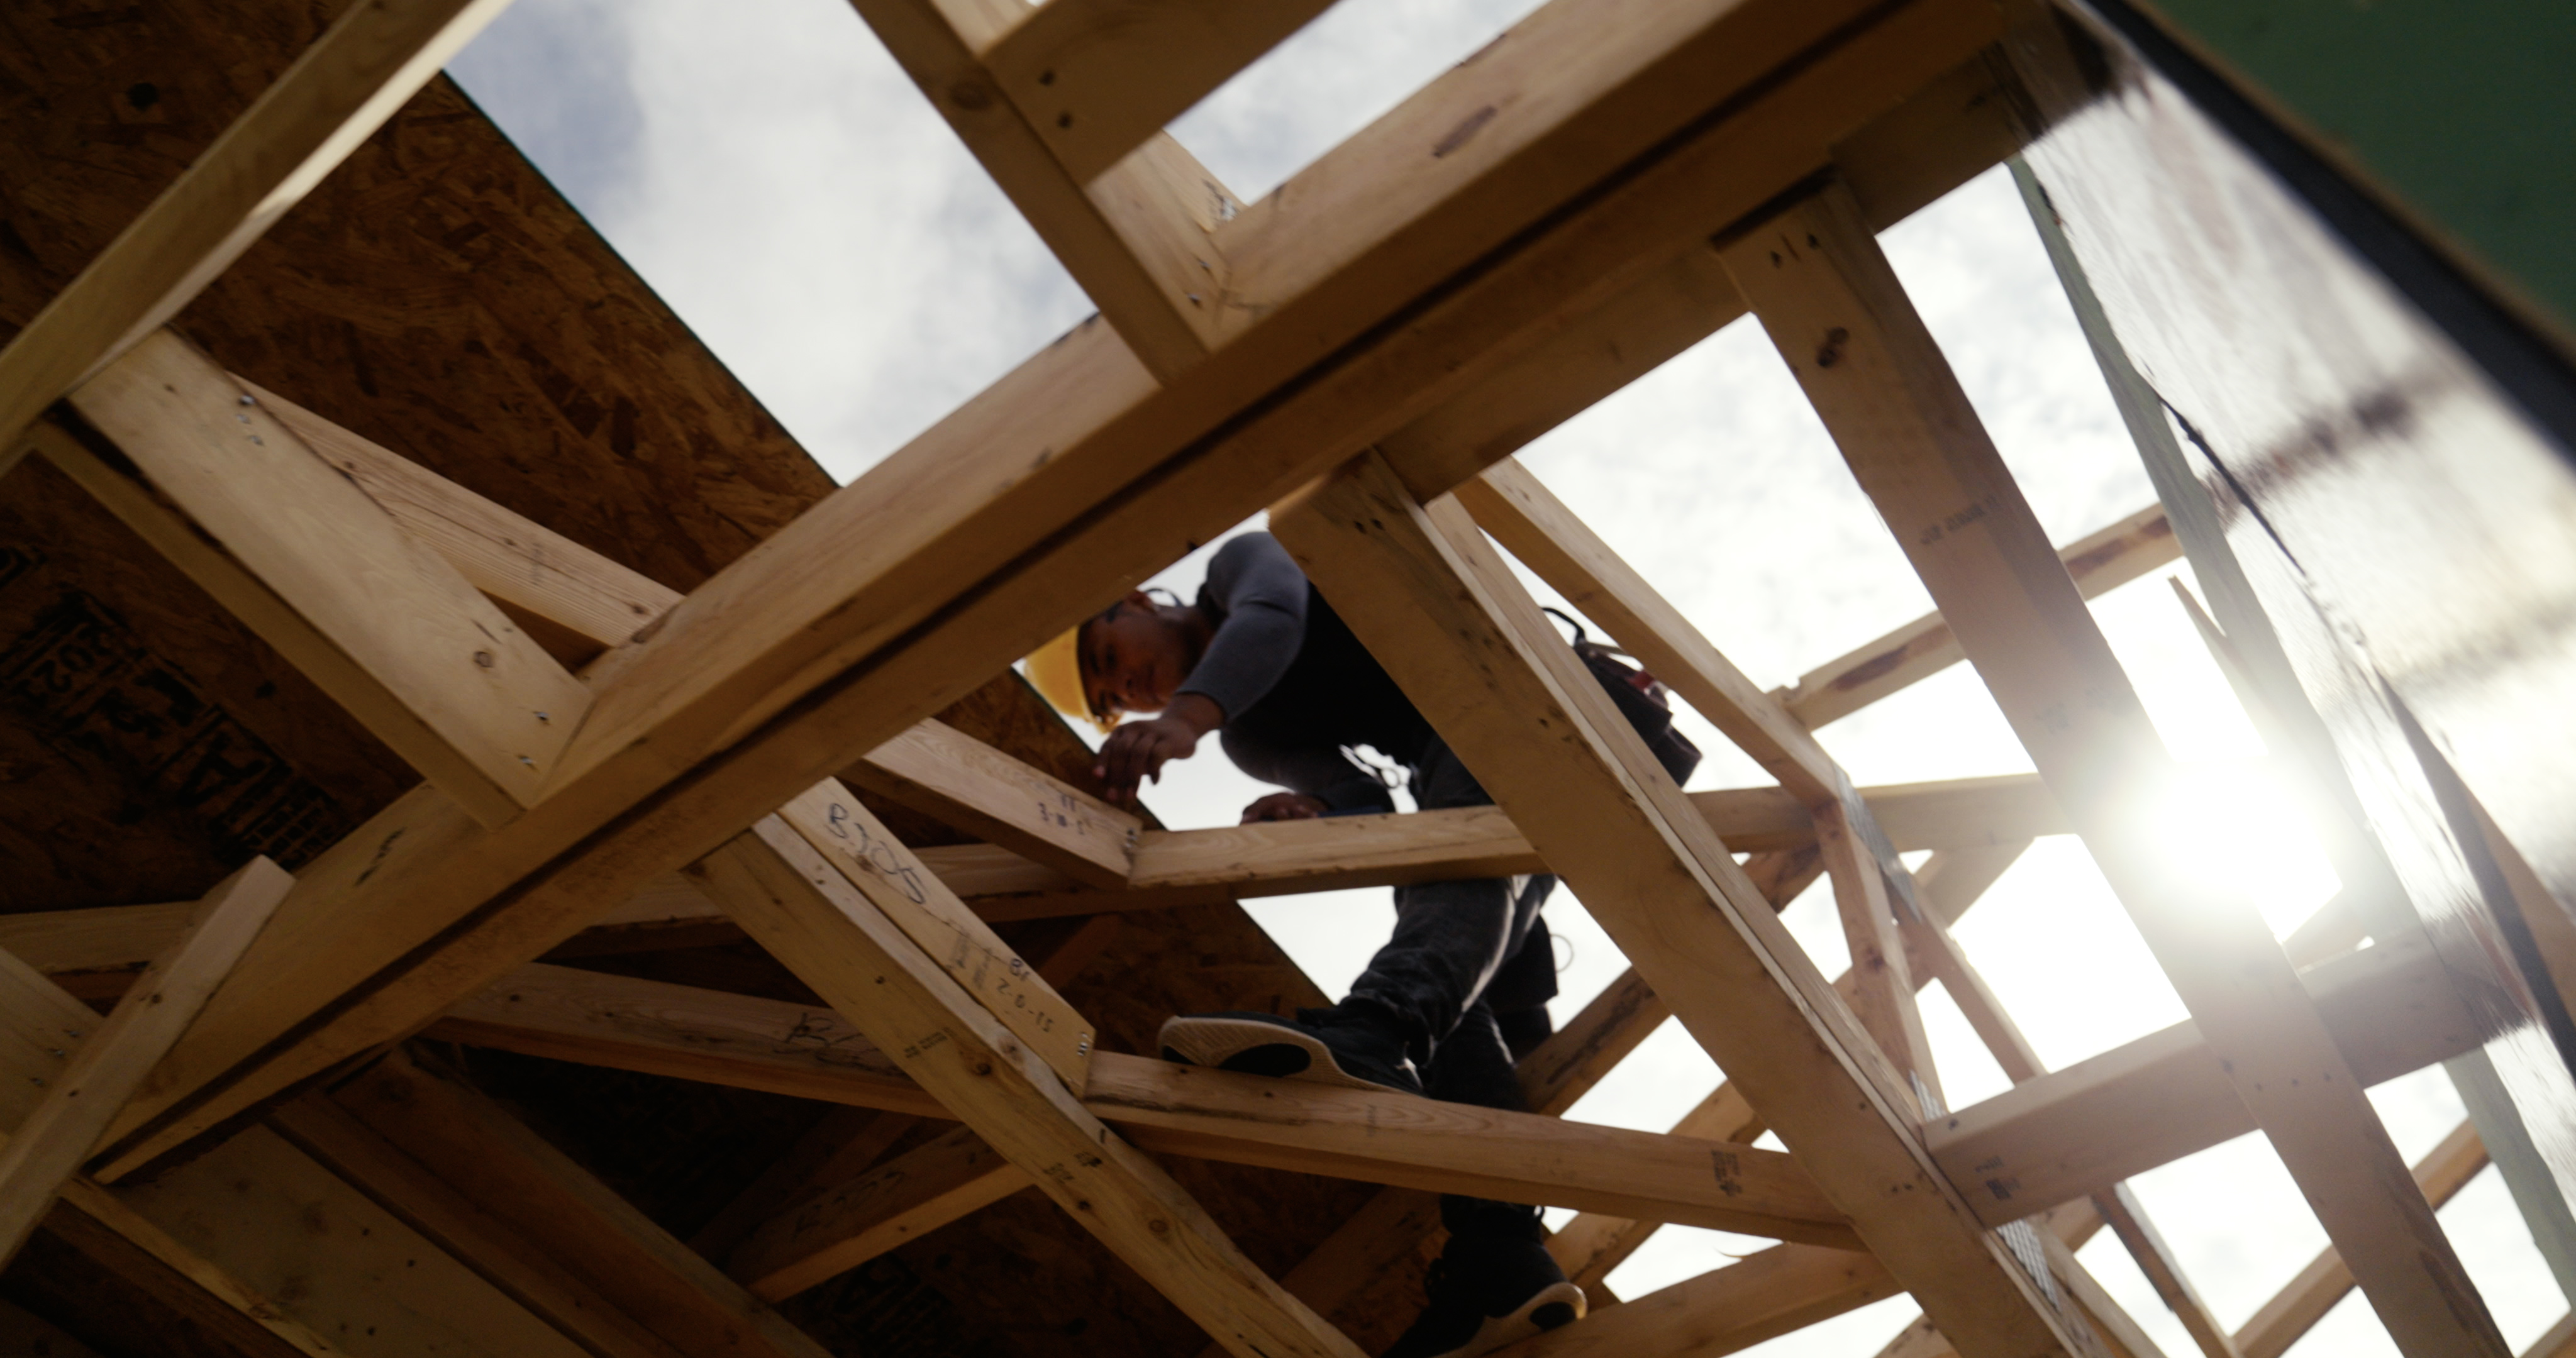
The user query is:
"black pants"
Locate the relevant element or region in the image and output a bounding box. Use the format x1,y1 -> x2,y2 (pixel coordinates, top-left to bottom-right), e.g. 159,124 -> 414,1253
1341,671 -> 1699,1244
1341,737 -> 1563,1242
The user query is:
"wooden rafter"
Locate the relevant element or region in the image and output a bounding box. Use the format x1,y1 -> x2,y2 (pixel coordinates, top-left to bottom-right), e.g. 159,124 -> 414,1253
70,0 -> 2018,1185
1269,451 -> 2101,1354
1718,175 -> 2510,1356
0,0 -> 515,466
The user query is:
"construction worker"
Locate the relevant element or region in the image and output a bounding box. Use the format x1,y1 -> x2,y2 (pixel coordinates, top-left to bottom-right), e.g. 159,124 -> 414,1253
1026,531 -> 1697,1358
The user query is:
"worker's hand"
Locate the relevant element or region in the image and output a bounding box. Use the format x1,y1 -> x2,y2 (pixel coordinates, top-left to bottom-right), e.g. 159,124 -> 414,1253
1093,693 -> 1222,805
1241,792 -> 1330,824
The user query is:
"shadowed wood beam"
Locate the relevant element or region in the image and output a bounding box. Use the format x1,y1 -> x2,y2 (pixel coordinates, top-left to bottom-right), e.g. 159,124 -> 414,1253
1719,174 -> 2508,1355
269,1095 -> 689,1358
36,338 -> 591,828
87,0 -> 2004,1184
1270,451 -> 2101,1354
847,719 -> 1141,887
2232,1120 -> 2490,1358
689,915 -> 1118,1262
52,1180 -> 341,1358
1775,505 -> 2177,730
425,961 -> 1845,1242
1500,1242 -> 1897,1357
0,0 -> 515,466
326,1048 -> 832,1358
0,859 -> 288,1271
695,810 -> 1362,1358
982,0 -> 1340,183
727,1123 -> 1026,1302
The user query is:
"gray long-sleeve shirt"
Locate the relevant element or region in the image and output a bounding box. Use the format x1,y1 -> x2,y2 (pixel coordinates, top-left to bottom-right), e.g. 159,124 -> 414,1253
1174,534 -> 1433,814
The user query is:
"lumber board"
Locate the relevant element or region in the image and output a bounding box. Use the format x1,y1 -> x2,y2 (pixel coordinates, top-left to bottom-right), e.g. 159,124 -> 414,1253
1499,1242 -> 1897,1357
267,1095 -> 689,1358
52,1180 -> 341,1358
851,719 -> 1141,888
45,336 -> 589,826
774,781 -> 1097,1092
1457,459 -> 1841,803
2233,1120 -> 2490,1358
1086,1058 -> 1857,1246
1814,798 -> 1941,1110
981,0 -> 1336,183
853,0 -> 1234,378
2526,1313 -> 2576,1358
0,858 -> 288,1270
325,1049 -> 831,1358
728,1123 -> 1026,1302
1926,932 -> 2480,1225
0,0 -> 513,465
426,961 -> 1852,1240
86,0 -> 2002,1186
697,815 -> 1363,1358
1269,451 -> 2100,1355
247,380 -> 680,653
1721,175 -> 2508,1356
1775,504 -> 2178,730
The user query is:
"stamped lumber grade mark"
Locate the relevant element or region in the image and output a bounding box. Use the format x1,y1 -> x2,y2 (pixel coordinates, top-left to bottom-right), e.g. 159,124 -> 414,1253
779,785 -> 1098,1094
1914,493 -> 2006,549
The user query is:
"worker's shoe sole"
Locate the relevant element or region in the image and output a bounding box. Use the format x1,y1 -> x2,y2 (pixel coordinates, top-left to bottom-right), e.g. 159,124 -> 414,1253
1385,1281 -> 1585,1358
1156,1011 -> 1421,1095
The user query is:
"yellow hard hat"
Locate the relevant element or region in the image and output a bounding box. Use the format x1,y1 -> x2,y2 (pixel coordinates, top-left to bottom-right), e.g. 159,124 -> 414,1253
1025,624 -> 1117,735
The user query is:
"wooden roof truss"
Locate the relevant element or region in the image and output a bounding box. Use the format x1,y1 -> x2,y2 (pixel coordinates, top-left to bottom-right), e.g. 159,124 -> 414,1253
0,0 -> 2558,1352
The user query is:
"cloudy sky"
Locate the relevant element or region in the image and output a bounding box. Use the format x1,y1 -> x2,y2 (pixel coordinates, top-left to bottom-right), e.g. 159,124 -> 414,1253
449,3 -> 2561,1352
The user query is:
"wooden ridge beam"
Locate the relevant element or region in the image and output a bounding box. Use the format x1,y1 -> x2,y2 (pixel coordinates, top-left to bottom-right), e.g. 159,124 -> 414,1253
87,0 -> 2002,1186
0,0 -> 514,467
1719,175 -> 2509,1355
35,338 -> 591,828
696,807 -> 1362,1358
1269,451 -> 2100,1354
1775,504 -> 2179,730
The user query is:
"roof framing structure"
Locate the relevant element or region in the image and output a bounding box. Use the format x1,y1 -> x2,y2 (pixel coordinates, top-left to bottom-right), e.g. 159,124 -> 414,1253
2,0 -> 2572,1353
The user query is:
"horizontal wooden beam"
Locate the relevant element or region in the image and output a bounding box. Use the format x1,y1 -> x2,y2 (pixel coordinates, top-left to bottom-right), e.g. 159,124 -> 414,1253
726,1123 -> 1024,1302
427,959 -> 1853,1243
1926,932 -> 2482,1227
1774,504 -> 2177,730
0,0 -> 513,465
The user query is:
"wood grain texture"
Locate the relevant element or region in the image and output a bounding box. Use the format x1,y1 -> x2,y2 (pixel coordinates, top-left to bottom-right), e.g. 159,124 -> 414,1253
1270,452 -> 2100,1356
0,0 -> 512,458
1721,175 -> 2507,1355
0,857 -> 288,1271
698,817 -> 1365,1358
